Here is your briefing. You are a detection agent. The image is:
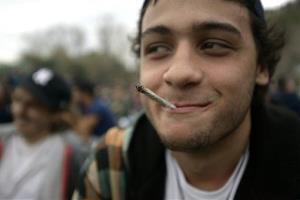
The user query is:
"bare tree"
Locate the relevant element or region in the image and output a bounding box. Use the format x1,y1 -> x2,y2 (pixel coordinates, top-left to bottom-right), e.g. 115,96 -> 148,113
97,15 -> 135,70
22,25 -> 86,58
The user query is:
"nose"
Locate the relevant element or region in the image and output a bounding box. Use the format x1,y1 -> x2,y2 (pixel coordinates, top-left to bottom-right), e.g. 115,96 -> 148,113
163,41 -> 204,89
12,101 -> 26,118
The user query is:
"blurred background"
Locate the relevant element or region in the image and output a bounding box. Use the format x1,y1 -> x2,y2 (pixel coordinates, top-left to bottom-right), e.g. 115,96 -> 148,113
0,0 -> 299,124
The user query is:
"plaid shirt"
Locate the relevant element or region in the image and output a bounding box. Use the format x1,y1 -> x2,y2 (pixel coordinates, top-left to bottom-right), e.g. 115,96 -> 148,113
73,127 -> 132,200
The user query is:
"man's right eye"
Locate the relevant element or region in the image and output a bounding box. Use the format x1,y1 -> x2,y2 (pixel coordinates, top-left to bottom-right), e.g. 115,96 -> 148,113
144,44 -> 171,58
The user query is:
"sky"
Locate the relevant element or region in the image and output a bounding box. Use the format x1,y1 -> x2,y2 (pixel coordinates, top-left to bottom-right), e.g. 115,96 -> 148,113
0,0 -> 296,63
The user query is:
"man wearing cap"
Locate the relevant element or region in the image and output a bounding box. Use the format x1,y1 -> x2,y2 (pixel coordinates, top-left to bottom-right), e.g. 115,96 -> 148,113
74,0 -> 300,199
0,68 -> 87,200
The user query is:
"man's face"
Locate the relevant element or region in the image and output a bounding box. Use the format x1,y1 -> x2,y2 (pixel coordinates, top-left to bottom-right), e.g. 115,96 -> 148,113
139,0 -> 269,151
11,87 -> 55,139
72,87 -> 85,106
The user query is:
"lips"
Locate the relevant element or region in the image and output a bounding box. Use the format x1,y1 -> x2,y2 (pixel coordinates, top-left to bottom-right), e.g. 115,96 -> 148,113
165,101 -> 213,113
14,119 -> 30,126
174,102 -> 211,108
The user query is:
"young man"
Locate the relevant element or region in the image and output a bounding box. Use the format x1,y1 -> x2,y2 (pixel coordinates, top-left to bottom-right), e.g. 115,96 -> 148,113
74,0 -> 300,199
0,68 -> 87,200
70,79 -> 116,143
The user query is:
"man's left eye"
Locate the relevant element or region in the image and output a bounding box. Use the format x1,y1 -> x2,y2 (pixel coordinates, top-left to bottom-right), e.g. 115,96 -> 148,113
201,41 -> 229,50
199,40 -> 233,56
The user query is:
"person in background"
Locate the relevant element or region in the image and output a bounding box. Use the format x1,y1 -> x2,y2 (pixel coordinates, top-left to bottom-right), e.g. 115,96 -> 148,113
271,76 -> 300,116
73,0 -> 300,199
0,68 -> 87,200
0,81 -> 13,123
70,78 -> 116,143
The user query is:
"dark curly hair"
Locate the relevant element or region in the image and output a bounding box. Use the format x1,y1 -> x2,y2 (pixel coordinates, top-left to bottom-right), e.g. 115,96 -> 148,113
131,0 -> 285,106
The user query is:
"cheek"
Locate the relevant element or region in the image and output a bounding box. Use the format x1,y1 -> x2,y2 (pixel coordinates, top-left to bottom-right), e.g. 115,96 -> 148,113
139,63 -> 164,88
27,109 -> 39,119
207,60 -> 257,94
28,110 -> 49,124
11,103 -> 18,116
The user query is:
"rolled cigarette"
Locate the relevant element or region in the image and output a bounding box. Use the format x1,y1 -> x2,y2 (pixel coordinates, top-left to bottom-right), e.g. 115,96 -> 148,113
136,84 -> 176,109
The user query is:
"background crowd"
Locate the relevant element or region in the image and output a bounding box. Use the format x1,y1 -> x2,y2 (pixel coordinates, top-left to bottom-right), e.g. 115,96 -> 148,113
0,0 -> 299,199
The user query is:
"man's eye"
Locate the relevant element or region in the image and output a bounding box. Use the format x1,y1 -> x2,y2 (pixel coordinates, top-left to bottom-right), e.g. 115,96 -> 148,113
144,44 -> 171,58
201,42 -> 229,50
200,41 -> 233,56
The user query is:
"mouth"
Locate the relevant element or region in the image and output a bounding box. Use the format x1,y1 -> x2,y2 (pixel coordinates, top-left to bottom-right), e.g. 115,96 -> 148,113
164,101 -> 213,113
14,119 -> 30,126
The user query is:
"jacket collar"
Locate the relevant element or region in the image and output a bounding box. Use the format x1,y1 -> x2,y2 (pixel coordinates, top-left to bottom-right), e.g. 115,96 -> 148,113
126,114 -> 166,200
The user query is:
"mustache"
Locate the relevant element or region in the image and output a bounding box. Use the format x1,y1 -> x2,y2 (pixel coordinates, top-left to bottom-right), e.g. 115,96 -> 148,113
163,92 -> 220,104
14,117 -> 32,123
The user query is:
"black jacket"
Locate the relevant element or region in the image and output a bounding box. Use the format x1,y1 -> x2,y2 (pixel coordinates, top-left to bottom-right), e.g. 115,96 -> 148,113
126,105 -> 300,200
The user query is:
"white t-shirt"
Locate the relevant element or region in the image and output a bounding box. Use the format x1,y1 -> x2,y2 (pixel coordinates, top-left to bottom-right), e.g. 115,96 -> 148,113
165,147 -> 249,200
0,134 -> 65,200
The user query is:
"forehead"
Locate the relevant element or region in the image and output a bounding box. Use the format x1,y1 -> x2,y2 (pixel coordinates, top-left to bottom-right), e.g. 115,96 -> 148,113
13,87 -> 35,101
73,86 -> 84,94
142,0 -> 251,36
13,87 -> 48,109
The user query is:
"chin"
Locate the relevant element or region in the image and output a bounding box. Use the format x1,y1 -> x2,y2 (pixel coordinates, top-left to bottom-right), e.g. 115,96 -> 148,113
156,126 -> 213,152
15,125 -> 26,134
16,125 -> 33,136
160,135 -> 212,152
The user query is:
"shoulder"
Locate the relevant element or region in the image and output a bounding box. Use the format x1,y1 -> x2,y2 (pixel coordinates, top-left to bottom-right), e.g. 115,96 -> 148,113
84,112 -> 144,167
251,104 -> 300,160
61,130 -> 90,164
0,123 -> 17,141
74,127 -> 128,199
88,98 -> 110,114
91,98 -> 106,109
254,105 -> 300,152
253,104 -> 300,165
265,105 -> 300,134
73,113 -> 147,199
249,105 -> 300,197
92,127 -> 127,168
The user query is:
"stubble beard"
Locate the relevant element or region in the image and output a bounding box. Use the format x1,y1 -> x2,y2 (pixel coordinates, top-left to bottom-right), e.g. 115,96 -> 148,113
155,89 -> 254,153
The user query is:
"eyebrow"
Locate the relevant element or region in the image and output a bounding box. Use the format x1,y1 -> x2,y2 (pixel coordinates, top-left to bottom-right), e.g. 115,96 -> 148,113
141,25 -> 172,39
192,21 -> 242,38
141,21 -> 242,39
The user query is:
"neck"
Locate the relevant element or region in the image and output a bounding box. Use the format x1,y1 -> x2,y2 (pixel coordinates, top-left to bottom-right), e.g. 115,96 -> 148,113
172,112 -> 251,191
22,130 -> 51,145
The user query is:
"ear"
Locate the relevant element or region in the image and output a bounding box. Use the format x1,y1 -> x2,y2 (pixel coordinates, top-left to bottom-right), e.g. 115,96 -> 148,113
255,65 -> 269,86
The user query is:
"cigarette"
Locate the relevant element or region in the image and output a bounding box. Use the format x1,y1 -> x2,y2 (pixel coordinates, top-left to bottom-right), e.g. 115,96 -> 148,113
136,84 -> 176,109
